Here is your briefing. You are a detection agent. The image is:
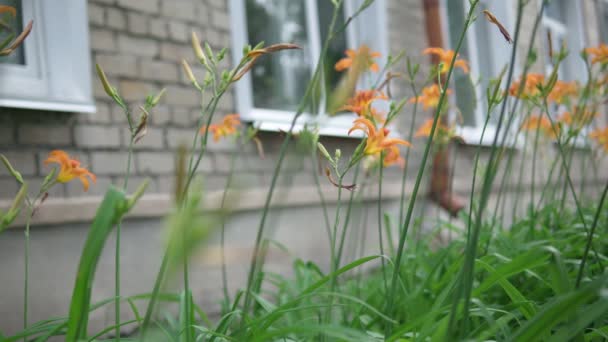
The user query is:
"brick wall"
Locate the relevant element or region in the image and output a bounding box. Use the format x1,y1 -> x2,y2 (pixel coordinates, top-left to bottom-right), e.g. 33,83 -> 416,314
0,0 -> 430,203
0,0 -> 605,206
0,0 -> 239,200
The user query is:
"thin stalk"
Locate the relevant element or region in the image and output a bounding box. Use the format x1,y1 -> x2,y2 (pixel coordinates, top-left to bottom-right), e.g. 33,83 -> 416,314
23,205 -> 33,342
334,165 -> 361,269
448,0 -> 533,337
385,2 -> 480,334
530,121 -> 542,217
115,137 -> 135,341
534,151 -> 560,211
576,180 -> 608,287
558,145 -> 575,212
220,148 -> 238,306
311,150 -> 334,264
376,159 -> 388,295
399,84 -> 420,225
542,99 -> 604,279
241,3 -> 342,317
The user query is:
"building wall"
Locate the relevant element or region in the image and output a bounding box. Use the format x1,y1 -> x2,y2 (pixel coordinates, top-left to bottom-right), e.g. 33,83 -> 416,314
0,0 -> 607,335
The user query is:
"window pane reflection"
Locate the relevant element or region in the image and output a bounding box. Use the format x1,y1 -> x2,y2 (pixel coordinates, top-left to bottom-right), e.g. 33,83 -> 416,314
0,0 -> 24,65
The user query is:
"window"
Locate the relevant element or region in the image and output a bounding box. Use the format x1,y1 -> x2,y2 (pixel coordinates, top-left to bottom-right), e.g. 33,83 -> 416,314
599,0 -> 608,43
229,0 -> 388,136
0,0 -> 94,113
541,0 -> 585,82
441,0 -> 514,145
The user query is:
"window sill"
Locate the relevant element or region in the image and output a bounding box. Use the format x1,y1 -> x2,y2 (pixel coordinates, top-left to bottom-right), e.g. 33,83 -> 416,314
456,125 -> 521,149
245,108 -> 403,139
0,98 -> 96,114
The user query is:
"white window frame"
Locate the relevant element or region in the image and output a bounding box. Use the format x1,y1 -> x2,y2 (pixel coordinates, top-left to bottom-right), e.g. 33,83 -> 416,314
0,0 -> 94,113
229,0 -> 388,137
439,0 -> 516,146
541,0 -> 586,83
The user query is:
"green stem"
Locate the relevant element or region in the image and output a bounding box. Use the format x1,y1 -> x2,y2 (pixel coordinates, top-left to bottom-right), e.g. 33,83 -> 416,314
385,2 -> 481,335
311,148 -> 334,264
530,120 -> 542,217
115,137 -> 134,341
220,148 -> 238,305
376,158 -> 388,296
448,0 -> 533,337
334,165 -> 361,270
241,3 -> 342,318
399,83 -> 420,225
534,151 -> 560,211
23,205 -> 33,342
576,179 -> 608,287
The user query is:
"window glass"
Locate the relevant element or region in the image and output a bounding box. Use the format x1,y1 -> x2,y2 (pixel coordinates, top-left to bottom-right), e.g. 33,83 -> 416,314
446,0 -> 477,127
245,0 -> 348,113
246,0 -> 311,112
0,0 -> 24,65
600,1 -> 608,43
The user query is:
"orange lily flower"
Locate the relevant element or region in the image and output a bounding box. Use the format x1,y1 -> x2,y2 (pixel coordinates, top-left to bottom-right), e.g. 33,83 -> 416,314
508,73 -> 545,99
423,47 -> 469,74
348,118 -> 410,166
335,45 -> 381,73
589,127 -> 608,153
520,114 -> 558,139
557,107 -> 597,130
414,118 -> 457,144
548,80 -> 578,105
44,150 -> 96,191
584,44 -> 608,65
201,114 -> 241,142
409,84 -> 451,110
382,145 -> 405,167
341,90 -> 388,122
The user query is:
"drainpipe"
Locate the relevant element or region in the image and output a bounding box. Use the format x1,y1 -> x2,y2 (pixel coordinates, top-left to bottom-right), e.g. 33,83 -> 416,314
422,0 -> 466,216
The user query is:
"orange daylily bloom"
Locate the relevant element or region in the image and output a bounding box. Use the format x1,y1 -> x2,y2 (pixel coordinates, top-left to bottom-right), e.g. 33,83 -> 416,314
414,118 -> 457,144
409,84 -> 451,110
44,150 -> 96,191
584,44 -> 608,65
520,114 -> 558,139
589,127 -> 608,153
335,45 -> 381,73
548,80 -> 578,105
508,73 -> 545,99
423,47 -> 469,74
0,5 -> 16,17
201,114 -> 241,142
348,118 -> 410,166
341,90 -> 388,122
382,145 -> 405,167
557,107 -> 597,130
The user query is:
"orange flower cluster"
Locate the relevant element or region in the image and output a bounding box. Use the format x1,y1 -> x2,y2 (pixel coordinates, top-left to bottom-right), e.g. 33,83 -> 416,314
349,118 -> 411,167
520,114 -> 557,139
423,47 -> 469,74
508,73 -> 545,99
335,45 -> 381,73
409,84 -> 451,110
201,114 -> 241,142
548,80 -> 578,105
589,127 -> 608,153
414,118 -> 457,145
584,44 -> 608,66
341,90 -> 387,122
44,151 -> 96,191
557,108 -> 597,131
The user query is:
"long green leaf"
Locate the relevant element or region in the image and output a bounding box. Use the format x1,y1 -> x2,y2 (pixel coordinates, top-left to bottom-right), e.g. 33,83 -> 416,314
509,276 -> 607,342
66,187 -> 129,340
